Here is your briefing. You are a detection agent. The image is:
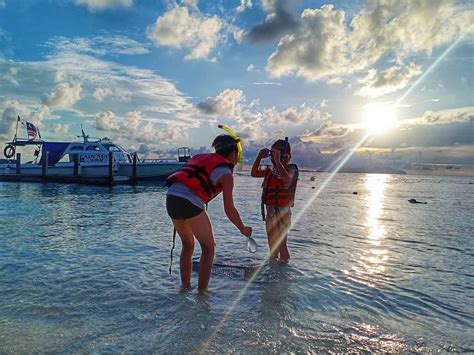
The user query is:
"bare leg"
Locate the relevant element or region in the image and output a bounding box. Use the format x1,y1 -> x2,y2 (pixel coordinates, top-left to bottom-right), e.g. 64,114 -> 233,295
188,211 -> 215,294
278,234 -> 290,262
172,219 -> 195,290
265,216 -> 279,259
276,213 -> 291,262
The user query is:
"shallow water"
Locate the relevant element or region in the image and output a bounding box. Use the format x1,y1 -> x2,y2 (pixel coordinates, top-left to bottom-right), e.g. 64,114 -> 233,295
1,173 -> 473,352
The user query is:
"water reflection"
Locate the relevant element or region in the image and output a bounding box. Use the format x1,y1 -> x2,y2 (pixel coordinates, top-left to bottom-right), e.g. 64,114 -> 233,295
351,174 -> 391,279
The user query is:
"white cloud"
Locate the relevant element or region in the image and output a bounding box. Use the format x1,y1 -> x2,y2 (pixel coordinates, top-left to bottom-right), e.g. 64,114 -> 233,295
320,99 -> 328,108
237,0 -> 252,13
74,0 -> 133,12
50,123 -> 70,134
356,63 -> 422,98
0,49 -> 197,147
252,82 -> 281,86
0,100 -> 51,139
3,66 -> 19,86
247,64 -> 257,72
266,1 -> 473,84
45,35 -> 150,56
43,81 -> 83,109
93,87 -> 113,102
196,88 -> 325,141
262,103 -> 324,125
401,106 -> 474,126
267,5 -> 351,81
146,5 -> 222,61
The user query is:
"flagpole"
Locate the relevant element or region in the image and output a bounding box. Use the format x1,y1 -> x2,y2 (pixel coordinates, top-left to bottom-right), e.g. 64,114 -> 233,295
14,115 -> 20,143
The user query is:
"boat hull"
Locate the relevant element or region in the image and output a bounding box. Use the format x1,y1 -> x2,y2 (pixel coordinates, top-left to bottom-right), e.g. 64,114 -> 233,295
0,161 -> 184,184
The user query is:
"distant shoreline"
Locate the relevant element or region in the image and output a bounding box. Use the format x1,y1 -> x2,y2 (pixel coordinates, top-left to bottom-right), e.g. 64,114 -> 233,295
238,167 -> 474,177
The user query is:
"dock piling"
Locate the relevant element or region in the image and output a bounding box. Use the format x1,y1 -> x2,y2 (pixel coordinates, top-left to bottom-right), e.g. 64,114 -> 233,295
16,153 -> 21,174
42,151 -> 49,178
132,153 -> 137,184
73,154 -> 80,176
108,152 -> 114,184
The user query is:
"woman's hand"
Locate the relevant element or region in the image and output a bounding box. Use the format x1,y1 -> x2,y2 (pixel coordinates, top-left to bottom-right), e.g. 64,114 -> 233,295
258,148 -> 270,159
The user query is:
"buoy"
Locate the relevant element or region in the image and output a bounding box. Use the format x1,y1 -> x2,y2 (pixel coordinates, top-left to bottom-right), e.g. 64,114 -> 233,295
408,199 -> 427,204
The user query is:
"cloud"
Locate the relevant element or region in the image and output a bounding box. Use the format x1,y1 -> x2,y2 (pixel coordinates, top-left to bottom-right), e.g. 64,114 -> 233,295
93,87 -> 113,102
91,110 -> 141,133
245,0 -> 299,43
237,0 -> 252,13
252,82 -> 281,86
266,1 -> 473,84
3,66 -> 19,86
146,4 -> 223,61
45,35 -> 150,57
267,5 -> 351,81
0,0 -> 5,8
356,63 -> 422,97
50,123 -> 70,134
74,0 -> 133,11
0,100 -> 51,139
261,104 -> 324,125
320,99 -> 328,108
43,81 -> 83,109
0,45 -> 198,147
195,88 -> 324,140
309,119 -> 349,138
246,64 -> 258,72
0,100 -> 20,139
404,106 -> 474,126
196,88 -> 245,117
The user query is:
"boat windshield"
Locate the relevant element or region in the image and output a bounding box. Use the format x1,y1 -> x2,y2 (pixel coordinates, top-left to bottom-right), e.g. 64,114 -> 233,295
103,143 -> 126,153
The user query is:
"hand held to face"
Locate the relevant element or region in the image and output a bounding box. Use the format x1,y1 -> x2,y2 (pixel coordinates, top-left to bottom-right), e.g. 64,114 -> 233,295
258,148 -> 270,158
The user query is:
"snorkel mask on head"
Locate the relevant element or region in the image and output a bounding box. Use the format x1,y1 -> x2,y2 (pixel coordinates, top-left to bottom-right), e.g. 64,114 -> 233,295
218,124 -> 243,165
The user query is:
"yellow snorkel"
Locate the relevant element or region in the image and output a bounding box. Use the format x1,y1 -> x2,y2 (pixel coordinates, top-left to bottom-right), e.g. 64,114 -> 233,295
218,124 -> 243,167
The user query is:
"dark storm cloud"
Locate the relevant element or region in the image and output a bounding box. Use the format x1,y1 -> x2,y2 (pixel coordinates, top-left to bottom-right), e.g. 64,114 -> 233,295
245,0 -> 299,44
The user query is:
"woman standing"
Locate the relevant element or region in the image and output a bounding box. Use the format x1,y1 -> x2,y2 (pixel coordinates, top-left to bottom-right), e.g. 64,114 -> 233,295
165,135 -> 252,294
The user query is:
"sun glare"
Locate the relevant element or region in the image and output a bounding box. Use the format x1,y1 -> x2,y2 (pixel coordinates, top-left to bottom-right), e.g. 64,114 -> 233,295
362,103 -> 397,134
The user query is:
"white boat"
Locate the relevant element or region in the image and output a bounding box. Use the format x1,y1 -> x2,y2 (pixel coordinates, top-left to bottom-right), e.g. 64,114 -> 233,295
0,131 -> 190,184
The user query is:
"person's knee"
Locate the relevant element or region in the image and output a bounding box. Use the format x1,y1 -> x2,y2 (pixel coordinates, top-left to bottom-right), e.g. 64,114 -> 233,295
200,242 -> 215,255
182,241 -> 195,254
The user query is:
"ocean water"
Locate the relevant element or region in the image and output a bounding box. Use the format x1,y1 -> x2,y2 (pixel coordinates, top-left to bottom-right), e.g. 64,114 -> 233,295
0,173 -> 473,353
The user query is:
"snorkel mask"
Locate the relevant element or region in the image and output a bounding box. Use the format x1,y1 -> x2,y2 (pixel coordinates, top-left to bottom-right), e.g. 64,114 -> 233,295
283,136 -> 289,158
218,124 -> 243,165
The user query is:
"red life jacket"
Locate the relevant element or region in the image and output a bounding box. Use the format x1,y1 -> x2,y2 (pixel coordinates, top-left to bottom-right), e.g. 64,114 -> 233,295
261,164 -> 298,207
165,153 -> 234,203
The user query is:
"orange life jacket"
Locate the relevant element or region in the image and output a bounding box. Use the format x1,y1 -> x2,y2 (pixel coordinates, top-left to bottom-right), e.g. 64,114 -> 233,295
261,164 -> 298,208
165,153 -> 234,203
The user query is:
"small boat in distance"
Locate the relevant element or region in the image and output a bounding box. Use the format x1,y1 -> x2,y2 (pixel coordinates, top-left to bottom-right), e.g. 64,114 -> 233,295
0,124 -> 190,185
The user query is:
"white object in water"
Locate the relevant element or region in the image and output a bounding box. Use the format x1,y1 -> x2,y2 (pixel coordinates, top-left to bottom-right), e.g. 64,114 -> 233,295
246,237 -> 258,253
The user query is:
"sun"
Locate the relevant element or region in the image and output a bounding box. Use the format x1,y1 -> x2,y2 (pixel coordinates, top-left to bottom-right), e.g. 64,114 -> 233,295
362,102 -> 397,134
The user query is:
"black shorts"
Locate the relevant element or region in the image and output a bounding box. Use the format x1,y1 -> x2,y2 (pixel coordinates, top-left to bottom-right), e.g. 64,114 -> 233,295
166,194 -> 204,220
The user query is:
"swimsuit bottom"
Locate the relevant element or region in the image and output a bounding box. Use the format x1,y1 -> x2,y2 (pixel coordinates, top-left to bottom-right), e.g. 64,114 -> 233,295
166,195 -> 204,220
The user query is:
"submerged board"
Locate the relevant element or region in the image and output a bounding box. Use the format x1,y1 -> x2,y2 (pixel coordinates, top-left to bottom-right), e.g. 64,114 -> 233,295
192,257 -> 261,279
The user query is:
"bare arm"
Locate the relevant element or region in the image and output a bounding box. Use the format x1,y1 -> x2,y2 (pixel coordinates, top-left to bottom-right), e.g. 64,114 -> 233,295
251,149 -> 269,178
219,173 -> 252,238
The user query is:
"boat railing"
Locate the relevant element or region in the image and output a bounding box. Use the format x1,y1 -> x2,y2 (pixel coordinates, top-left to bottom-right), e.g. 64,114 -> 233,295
138,158 -> 178,164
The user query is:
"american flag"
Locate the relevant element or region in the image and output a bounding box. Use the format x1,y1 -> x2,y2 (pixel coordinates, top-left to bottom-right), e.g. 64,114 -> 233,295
26,122 -> 38,140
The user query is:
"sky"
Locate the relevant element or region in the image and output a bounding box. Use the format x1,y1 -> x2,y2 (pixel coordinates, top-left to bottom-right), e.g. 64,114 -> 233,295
0,0 -> 473,167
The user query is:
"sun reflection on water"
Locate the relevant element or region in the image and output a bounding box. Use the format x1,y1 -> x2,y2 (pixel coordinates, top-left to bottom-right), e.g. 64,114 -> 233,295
351,174 -> 391,278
